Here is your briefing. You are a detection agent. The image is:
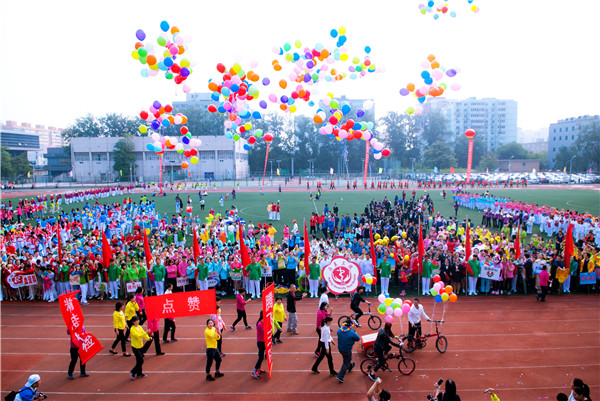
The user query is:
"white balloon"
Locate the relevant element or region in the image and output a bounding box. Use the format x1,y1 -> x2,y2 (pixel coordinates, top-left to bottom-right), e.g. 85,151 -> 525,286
374,152 -> 382,160
151,133 -> 160,141
363,100 -> 374,110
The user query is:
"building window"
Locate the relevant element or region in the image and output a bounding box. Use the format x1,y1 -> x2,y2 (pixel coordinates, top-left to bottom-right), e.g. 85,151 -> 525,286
572,135 -> 575,140
522,162 -> 526,166
200,151 -> 215,160
91,152 -> 107,161
145,152 -> 159,161
553,137 -> 556,141
73,152 -> 89,162
134,152 -> 144,161
552,147 -> 556,151
59,158 -> 71,166
559,128 -> 562,132
553,128 -> 556,133
217,150 -> 233,159
559,136 -> 561,140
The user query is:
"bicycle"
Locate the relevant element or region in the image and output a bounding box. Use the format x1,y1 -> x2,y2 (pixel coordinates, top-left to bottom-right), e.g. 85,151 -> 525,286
360,349 -> 416,376
337,303 -> 382,330
401,320 -> 447,354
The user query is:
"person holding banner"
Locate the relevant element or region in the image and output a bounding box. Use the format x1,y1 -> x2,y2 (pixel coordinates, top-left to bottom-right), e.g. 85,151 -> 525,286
205,318 -> 224,381
152,258 -> 166,296
251,311 -> 267,379
467,255 -> 480,296
107,259 -> 120,300
124,294 -> 139,341
129,316 -> 152,380
67,327 -> 89,379
135,287 -> 147,325
163,283 -> 178,343
109,302 -> 131,357
197,257 -> 209,291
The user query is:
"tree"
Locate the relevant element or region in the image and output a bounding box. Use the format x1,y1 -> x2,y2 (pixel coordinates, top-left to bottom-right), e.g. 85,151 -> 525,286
378,111 -> 422,169
1,146 -> 14,178
496,142 -> 529,160
479,152 -> 499,171
571,122 -> 600,172
173,104 -> 226,136
454,134 -> 485,168
553,146 -> 572,172
0,147 -> 32,179
62,113 -> 139,142
421,110 -> 452,147
529,150 -> 548,171
422,141 -> 456,169
113,134 -> 136,181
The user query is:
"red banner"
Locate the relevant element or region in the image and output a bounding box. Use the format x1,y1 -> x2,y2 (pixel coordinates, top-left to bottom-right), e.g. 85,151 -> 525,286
57,223 -> 62,263
238,225 -> 251,274
515,222 -> 521,259
145,289 -> 217,319
143,229 -> 152,271
102,231 -> 112,269
303,220 -> 310,277
262,283 -> 274,379
418,219 -> 424,274
59,291 -> 103,364
193,229 -> 200,264
466,138 -> 474,183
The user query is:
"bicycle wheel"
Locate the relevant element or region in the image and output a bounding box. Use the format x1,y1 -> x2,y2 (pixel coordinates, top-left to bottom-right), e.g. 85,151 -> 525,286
436,336 -> 448,353
368,315 -> 382,330
398,357 -> 416,375
365,346 -> 375,359
360,358 -> 376,376
401,338 -> 417,354
338,315 -> 352,328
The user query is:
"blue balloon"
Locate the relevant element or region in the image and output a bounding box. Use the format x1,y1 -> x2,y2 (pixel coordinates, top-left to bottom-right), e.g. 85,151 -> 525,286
421,71 -> 430,79
154,145 -> 162,152
356,109 -> 365,117
280,95 -> 288,104
434,294 -> 442,303
140,69 -> 149,78
157,61 -> 167,71
428,0 -> 434,6
424,77 -> 433,85
160,20 -> 170,32
434,14 -> 439,20
239,110 -> 251,119
221,87 -> 231,97
146,144 -> 154,151
136,29 -> 146,41
252,111 -> 262,119
353,122 -> 362,130
182,136 -> 190,144
151,121 -> 160,130
262,77 -> 270,86
164,57 -> 174,67
365,46 -> 371,54
211,92 -> 220,101
341,104 -> 352,115
243,144 -> 251,150
230,84 -> 240,93
330,29 -> 338,38
308,100 -> 315,107
418,97 -> 427,104
259,100 -> 268,109
217,106 -> 226,113
225,131 -> 233,139
293,53 -> 300,62
161,119 -> 170,127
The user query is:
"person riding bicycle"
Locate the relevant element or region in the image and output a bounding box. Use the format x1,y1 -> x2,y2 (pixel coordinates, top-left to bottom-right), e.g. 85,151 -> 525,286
407,298 -> 430,343
350,285 -> 370,327
368,322 -> 400,381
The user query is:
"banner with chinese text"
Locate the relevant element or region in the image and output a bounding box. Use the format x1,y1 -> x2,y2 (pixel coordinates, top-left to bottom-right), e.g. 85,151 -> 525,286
59,290 -> 103,364
478,264 -> 503,281
145,289 -> 217,319
262,283 -> 274,379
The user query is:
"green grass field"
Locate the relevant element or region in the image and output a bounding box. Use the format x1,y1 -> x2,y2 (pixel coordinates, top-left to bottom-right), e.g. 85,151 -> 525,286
5,188 -> 598,243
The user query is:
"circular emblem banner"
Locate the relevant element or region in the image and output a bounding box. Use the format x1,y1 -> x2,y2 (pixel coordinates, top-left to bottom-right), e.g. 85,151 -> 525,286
322,256 -> 360,295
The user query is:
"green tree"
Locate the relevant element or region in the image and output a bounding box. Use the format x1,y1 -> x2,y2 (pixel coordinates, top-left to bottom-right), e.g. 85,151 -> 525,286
422,141 -> 456,169
421,110 -> 452,147
529,150 -> 548,171
12,153 -> 33,178
479,152 -> 499,171
173,104 -> 226,136
496,142 -> 529,160
62,113 -> 139,142
571,122 -> 600,171
378,111 -> 421,169
553,146 -> 573,172
454,134 -> 485,168
113,134 -> 136,181
1,146 -> 14,178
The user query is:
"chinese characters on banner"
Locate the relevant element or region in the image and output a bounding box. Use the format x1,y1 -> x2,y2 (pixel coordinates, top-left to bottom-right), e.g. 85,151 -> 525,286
58,291 -> 103,364
145,289 -> 217,319
6,272 -> 36,289
262,283 -> 274,379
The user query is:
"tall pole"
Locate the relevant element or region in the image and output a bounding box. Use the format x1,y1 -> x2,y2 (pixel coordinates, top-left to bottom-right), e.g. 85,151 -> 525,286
569,156 -> 575,184
262,143 -> 270,186
363,141 -> 370,187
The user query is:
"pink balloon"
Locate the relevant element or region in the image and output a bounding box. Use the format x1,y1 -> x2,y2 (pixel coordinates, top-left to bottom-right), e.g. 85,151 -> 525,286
401,304 -> 410,314
385,315 -> 394,323
269,94 -> 278,103
393,308 -> 403,317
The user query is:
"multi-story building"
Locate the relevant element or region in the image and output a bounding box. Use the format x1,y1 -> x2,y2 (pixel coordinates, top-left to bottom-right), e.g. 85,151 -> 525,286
172,92 -> 216,110
1,121 -> 64,165
425,97 -> 518,152
70,136 -> 249,183
547,115 -> 599,169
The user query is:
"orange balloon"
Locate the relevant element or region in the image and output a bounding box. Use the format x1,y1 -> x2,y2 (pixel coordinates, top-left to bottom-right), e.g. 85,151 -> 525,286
171,26 -> 180,34
181,161 -> 189,169
298,89 -> 306,97
313,115 -> 323,124
330,68 -> 337,76
431,61 -> 440,69
146,55 -> 157,65
279,79 -> 287,89
273,64 -> 282,71
445,285 -> 453,294
321,49 -> 329,58
271,59 -> 279,66
134,42 -> 144,50
168,116 -> 175,124
229,114 -> 237,122
181,116 -> 188,124
280,104 -> 288,111
449,293 -> 457,302
407,83 -> 415,92
177,45 -> 185,54
159,106 -> 165,114
208,82 -> 219,92
427,54 -> 436,62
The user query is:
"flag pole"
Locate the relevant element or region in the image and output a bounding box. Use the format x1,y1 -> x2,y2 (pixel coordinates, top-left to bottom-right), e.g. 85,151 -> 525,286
418,217 -> 421,297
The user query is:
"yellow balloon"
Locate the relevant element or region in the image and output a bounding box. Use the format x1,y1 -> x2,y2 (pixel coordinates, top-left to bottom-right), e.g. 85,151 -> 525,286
339,26 -> 347,35
374,234 -> 381,240
391,236 -> 398,242
289,105 -> 297,113
131,51 -> 140,60
340,53 -> 349,61
384,298 -> 393,306
180,58 -> 190,68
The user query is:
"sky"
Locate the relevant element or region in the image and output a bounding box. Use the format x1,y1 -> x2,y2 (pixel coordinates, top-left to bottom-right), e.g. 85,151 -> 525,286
1,0 -> 599,132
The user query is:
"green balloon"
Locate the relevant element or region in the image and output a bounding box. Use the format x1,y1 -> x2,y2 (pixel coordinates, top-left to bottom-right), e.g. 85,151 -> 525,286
137,47 -> 148,57
165,72 -> 173,80
157,36 -> 167,47
254,129 -> 263,137
233,134 -> 240,141
139,56 -> 147,65
355,65 -> 363,72
283,43 -> 291,52
378,304 -> 386,314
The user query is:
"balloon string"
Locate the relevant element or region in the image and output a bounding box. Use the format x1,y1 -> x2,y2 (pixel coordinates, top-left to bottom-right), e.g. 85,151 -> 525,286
430,302 -> 436,332
441,302 -> 447,322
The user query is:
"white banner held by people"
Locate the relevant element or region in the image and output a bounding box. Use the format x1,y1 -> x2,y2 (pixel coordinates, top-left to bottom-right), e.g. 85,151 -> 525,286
479,265 -> 503,281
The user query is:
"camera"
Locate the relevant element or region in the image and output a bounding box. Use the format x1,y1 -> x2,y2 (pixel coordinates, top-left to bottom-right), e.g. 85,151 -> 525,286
38,393 -> 48,400
436,378 -> 444,386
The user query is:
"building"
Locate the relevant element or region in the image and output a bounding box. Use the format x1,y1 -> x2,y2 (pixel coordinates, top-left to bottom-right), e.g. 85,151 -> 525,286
520,141 -> 548,154
44,147 -> 72,180
172,92 -> 217,110
1,121 -> 64,165
498,159 -> 540,173
425,97 -> 518,152
71,136 -> 249,183
547,115 -> 599,169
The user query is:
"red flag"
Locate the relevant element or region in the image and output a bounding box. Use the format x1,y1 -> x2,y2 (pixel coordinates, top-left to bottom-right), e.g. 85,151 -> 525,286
304,219 -> 310,277
101,231 -> 112,270
238,225 -> 251,274
59,291 -> 103,364
193,229 -> 200,264
262,284 -> 275,379
70,329 -> 104,365
56,223 -> 62,264
465,219 -> 472,260
143,228 -> 152,271
369,225 -> 377,267
418,219 -> 424,274
564,223 -> 574,269
515,222 -> 521,259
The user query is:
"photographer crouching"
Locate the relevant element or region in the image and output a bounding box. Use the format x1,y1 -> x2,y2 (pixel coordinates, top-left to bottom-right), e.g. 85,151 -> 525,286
8,374 -> 47,401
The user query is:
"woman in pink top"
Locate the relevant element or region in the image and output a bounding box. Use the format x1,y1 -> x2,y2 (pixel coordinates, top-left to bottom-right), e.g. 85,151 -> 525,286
135,287 -> 147,325
165,259 -> 178,290
537,265 -> 550,302
314,302 -> 331,358
230,288 -> 252,331
251,311 -> 266,379
142,318 -> 164,356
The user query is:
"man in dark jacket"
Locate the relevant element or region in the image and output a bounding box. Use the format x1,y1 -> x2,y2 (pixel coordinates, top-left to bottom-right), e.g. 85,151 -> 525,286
286,284 -> 307,334
336,319 -> 360,383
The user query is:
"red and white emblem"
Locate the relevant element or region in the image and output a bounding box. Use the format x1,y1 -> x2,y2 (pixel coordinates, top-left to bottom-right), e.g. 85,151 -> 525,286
322,257 -> 360,295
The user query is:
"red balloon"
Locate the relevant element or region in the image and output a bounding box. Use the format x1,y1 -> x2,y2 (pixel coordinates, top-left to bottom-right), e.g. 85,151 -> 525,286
361,275 -> 367,283
382,148 -> 391,157
190,148 -> 197,156
164,104 -> 173,113
207,105 -> 217,113
263,133 -> 274,143
371,276 -> 377,284
139,111 -> 149,120
465,128 -> 476,138
248,136 -> 256,144
216,63 -> 226,73
180,126 -> 189,135
329,115 -> 338,125
184,150 -> 190,158
404,300 -> 412,306
433,274 -> 441,283
239,126 -> 246,133
170,63 -> 181,73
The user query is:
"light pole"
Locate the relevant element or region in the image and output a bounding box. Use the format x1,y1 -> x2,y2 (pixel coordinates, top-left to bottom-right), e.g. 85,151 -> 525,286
276,160 -> 281,176
569,155 -> 576,184
508,156 -> 514,174
307,159 -> 314,178
269,160 -> 274,178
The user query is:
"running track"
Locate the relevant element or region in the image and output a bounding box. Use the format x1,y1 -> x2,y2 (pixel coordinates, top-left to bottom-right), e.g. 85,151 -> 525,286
1,295 -> 599,401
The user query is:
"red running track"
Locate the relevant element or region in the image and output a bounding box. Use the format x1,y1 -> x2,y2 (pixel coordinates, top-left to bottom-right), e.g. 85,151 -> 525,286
1,294 -> 599,401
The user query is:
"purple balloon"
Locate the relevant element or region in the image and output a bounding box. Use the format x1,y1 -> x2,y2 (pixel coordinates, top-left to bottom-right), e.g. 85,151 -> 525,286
136,29 -> 146,41
262,78 -> 270,86
303,74 -> 311,83
304,51 -> 312,59
306,60 -> 315,69
356,109 -> 365,117
180,67 -> 190,78
446,69 -> 457,77
399,88 -> 410,96
152,100 -> 161,110
259,100 -> 268,109
280,95 -> 289,103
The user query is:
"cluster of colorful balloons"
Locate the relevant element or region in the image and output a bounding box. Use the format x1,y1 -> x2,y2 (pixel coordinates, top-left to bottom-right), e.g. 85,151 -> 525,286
313,95 -> 390,159
259,26 -> 379,114
377,295 -> 413,323
360,273 -> 378,286
429,274 -> 459,303
418,0 -> 479,19
132,21 -> 194,93
399,54 -> 461,115
139,100 -> 202,169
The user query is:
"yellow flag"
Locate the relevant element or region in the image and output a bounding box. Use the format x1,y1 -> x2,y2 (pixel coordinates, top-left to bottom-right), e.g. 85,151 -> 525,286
276,168 -> 280,175
27,171 -> 31,178
563,166 -> 567,173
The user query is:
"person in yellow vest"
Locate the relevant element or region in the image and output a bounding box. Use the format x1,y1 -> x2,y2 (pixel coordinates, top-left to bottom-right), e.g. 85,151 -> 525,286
109,302 -> 131,357
272,296 -> 286,344
129,316 -> 152,380
205,318 -> 224,381
124,294 -> 139,342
